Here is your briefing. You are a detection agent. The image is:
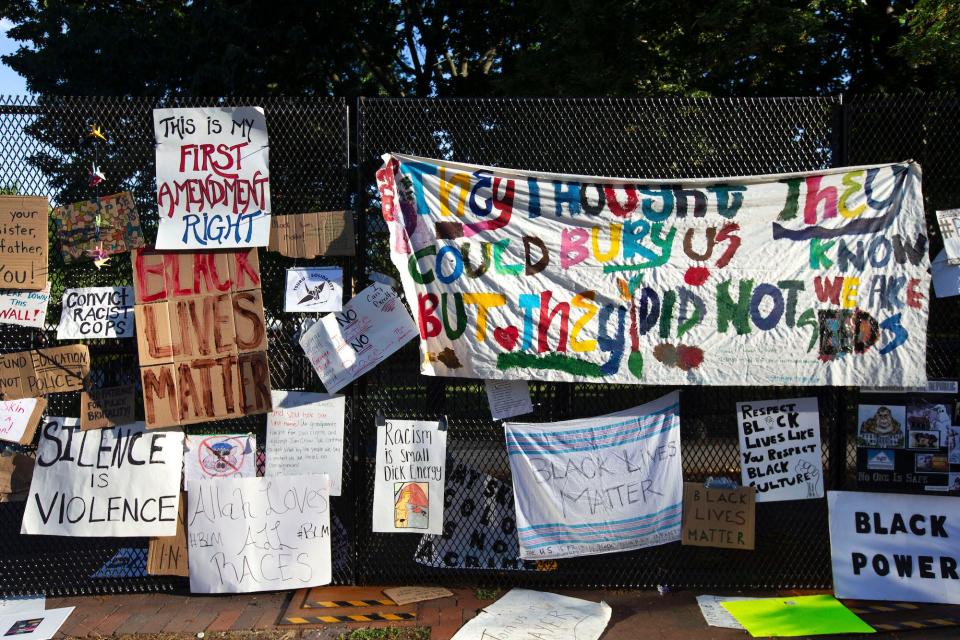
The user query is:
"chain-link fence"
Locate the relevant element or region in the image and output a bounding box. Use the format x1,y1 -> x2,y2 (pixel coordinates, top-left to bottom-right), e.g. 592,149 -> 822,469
1,94 -> 958,595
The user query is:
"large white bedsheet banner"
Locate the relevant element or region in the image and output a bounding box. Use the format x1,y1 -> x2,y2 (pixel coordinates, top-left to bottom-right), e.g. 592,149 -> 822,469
505,391 -> 682,559
377,155 -> 929,386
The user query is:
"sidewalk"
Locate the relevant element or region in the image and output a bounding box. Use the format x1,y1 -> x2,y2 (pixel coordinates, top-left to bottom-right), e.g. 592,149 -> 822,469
46,588 -> 958,639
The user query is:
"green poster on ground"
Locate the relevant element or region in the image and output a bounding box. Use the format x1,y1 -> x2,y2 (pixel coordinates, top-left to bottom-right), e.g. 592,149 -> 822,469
721,595 -> 875,637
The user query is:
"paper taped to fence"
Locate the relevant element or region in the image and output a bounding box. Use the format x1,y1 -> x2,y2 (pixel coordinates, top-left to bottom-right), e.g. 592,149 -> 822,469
299,283 -> 417,393
186,474 -> 332,593
828,490 -> 960,604
505,391 -> 682,559
378,154 -> 929,387
0,397 -> 46,445
266,390 -> 345,496
153,106 -> 270,249
21,418 -> 184,537
373,418 -> 446,534
0,284 -> 50,329
56,286 -> 134,339
183,434 -> 255,482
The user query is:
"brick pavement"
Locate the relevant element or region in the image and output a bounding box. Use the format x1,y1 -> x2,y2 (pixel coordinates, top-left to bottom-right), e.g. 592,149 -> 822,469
42,587 -> 959,639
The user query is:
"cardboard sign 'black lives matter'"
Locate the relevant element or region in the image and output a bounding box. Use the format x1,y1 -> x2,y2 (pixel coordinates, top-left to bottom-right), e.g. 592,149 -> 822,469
0,195 -> 48,290
681,483 -> 756,550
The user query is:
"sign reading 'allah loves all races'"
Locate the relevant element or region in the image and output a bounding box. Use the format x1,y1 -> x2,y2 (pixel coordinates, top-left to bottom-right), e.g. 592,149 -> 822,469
377,155 -> 930,386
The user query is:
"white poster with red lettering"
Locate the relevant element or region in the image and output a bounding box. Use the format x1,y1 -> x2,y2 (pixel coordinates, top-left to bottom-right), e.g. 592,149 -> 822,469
153,106 -> 270,249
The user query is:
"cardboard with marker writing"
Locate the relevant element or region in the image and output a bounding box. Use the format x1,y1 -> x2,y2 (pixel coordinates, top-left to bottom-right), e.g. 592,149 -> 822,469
681,483 -> 756,550
147,492 -> 188,576
0,346 -> 90,401
131,248 -> 271,428
81,385 -> 136,431
0,195 -> 48,291
268,211 -> 354,258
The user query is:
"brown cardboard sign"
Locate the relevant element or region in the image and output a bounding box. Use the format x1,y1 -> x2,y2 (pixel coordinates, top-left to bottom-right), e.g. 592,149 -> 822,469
268,211 -> 355,258
81,385 -> 136,430
383,586 -> 454,605
147,491 -> 188,576
0,451 -> 35,502
0,345 -> 90,400
132,248 -> 272,428
0,195 -> 48,290
681,482 -> 756,550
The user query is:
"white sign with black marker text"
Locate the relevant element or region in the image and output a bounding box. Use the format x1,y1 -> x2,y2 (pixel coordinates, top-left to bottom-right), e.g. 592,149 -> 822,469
56,287 -> 134,339
373,419 -> 446,535
828,490 -> 960,604
21,418 -> 184,537
736,396 -> 823,502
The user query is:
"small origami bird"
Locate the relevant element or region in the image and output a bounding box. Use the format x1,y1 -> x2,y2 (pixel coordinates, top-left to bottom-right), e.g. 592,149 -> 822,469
87,243 -> 111,269
88,164 -> 105,188
87,123 -> 108,142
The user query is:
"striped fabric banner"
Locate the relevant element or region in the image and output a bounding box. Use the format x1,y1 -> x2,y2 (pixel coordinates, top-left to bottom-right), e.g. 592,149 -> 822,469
505,391 -> 682,559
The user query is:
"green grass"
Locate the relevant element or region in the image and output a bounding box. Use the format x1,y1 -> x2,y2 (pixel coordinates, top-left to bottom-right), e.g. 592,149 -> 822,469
474,587 -> 503,601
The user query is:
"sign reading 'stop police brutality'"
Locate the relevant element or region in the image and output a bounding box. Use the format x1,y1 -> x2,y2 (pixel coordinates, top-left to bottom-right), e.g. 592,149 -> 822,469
828,490 -> 960,604
153,107 -> 270,250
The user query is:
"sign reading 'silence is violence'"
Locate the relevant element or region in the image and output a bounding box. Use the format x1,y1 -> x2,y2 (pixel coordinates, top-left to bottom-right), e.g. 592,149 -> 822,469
131,248 -> 272,428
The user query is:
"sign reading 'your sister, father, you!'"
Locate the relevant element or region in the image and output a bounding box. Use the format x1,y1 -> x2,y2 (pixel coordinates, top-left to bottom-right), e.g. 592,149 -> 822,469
378,155 -> 929,387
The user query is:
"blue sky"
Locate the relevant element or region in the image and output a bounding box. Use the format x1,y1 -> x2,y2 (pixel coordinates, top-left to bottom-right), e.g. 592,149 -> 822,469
0,19 -> 29,95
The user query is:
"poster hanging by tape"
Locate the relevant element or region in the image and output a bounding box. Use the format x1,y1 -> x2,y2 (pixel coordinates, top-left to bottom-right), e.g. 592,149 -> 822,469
377,155 -> 929,386
153,107 -> 270,249
183,434 -> 255,482
505,391 -> 682,559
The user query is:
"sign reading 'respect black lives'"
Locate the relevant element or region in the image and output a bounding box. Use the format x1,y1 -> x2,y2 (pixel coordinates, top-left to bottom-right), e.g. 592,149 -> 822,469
828,490 -> 960,604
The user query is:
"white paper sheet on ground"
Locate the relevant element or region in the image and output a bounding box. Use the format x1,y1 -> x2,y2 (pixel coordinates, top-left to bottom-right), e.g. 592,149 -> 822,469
186,474 -> 332,593
183,434 -> 255,483
284,267 -> 343,313
266,390 -> 345,496
484,379 -> 533,420
451,589 -> 611,640
373,418 -> 446,534
0,596 -> 44,616
0,607 -> 73,640
696,595 -> 756,629
932,249 -> 960,298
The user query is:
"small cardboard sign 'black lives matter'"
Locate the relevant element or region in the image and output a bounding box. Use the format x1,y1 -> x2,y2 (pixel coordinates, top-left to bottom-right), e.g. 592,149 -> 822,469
681,483 -> 756,550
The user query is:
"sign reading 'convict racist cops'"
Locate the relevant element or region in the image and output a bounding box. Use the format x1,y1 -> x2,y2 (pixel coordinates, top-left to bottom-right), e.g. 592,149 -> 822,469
132,248 -> 272,428
378,155 -> 929,387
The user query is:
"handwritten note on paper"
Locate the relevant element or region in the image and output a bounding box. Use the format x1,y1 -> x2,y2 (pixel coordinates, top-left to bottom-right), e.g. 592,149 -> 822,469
0,284 -> 50,329
56,287 -> 134,339
450,589 -> 611,640
299,283 -> 417,394
266,390 -> 345,496
0,195 -> 48,290
484,379 -> 533,420
0,397 -> 46,445
373,419 -> 447,535
737,396 -> 823,502
186,474 -> 332,594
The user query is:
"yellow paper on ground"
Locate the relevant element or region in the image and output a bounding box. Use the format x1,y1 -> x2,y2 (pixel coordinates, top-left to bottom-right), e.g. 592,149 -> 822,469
721,595 -> 874,637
